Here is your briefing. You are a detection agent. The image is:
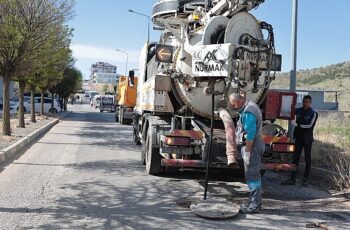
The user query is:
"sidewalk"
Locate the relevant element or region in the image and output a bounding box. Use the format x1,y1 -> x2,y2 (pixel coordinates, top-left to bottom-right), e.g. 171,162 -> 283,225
0,111 -> 70,166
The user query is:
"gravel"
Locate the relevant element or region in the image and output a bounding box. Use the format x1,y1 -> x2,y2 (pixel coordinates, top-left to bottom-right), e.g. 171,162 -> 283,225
0,114 -> 59,150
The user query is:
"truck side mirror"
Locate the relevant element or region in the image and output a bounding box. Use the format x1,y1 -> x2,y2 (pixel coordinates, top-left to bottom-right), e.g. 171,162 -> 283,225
129,70 -> 135,86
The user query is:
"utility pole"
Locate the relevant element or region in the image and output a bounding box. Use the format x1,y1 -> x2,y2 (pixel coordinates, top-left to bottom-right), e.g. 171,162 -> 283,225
288,0 -> 298,138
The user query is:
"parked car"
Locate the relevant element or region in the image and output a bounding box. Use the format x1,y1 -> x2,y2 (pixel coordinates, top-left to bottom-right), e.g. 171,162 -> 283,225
26,97 -> 59,113
0,99 -> 29,115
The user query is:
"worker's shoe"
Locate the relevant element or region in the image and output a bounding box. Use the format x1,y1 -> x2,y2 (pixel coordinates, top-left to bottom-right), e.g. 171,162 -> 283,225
281,178 -> 296,185
239,204 -> 261,214
240,202 -> 250,210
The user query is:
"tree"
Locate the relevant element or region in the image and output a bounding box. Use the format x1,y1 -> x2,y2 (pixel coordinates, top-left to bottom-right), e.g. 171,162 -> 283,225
0,0 -> 74,135
52,66 -> 82,111
102,84 -> 109,93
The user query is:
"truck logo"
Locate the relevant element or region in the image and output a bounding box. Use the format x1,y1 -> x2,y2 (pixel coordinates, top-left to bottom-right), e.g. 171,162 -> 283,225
236,49 -> 268,63
194,49 -> 224,73
203,50 -> 217,62
195,63 -> 224,72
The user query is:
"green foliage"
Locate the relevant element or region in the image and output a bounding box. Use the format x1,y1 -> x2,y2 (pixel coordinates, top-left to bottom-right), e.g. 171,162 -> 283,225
53,66 -> 82,99
271,61 -> 350,111
0,0 -> 76,135
102,84 -> 109,93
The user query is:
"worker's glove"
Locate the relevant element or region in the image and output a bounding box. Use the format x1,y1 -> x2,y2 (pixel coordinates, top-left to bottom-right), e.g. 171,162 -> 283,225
241,146 -> 251,166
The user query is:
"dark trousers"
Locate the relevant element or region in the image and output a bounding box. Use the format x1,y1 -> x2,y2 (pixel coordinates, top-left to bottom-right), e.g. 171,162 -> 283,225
291,140 -> 313,181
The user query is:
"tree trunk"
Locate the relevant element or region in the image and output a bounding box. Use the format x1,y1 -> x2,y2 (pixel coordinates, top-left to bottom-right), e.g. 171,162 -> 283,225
58,96 -> 63,112
64,98 -> 67,111
18,81 -> 26,128
2,76 -> 11,136
51,93 -> 54,114
31,87 -> 36,123
40,91 -> 44,116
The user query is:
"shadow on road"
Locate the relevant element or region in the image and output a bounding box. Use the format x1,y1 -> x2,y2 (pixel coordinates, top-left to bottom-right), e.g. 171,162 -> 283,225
8,109 -> 347,229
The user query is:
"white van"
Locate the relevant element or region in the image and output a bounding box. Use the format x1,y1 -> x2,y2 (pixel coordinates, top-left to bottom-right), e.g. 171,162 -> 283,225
99,95 -> 115,112
27,97 -> 59,113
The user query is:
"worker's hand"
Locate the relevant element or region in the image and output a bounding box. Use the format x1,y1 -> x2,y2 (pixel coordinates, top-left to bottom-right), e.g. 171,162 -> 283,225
241,146 -> 251,166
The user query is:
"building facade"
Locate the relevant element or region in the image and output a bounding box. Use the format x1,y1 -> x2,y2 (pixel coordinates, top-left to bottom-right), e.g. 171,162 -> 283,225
91,62 -> 118,84
295,89 -> 339,111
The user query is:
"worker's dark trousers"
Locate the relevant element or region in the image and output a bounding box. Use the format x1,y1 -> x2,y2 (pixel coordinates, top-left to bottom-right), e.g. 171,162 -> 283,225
241,142 -> 264,208
291,140 -> 313,181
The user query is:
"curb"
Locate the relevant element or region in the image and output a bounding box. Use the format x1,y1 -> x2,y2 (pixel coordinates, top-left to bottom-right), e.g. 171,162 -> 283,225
0,112 -> 71,166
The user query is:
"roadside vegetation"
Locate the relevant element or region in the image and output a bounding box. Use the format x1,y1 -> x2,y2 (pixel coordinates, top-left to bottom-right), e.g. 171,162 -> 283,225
315,115 -> 350,193
0,0 -> 81,135
276,110 -> 350,192
271,61 -> 350,192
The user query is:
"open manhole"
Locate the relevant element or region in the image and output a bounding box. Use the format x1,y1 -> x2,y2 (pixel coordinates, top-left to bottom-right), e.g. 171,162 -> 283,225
175,197 -> 202,209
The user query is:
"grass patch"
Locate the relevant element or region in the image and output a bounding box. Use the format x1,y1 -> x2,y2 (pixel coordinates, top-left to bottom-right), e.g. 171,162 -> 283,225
272,114 -> 350,170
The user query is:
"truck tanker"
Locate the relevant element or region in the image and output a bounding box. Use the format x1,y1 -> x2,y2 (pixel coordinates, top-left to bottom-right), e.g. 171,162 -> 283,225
133,0 -> 297,175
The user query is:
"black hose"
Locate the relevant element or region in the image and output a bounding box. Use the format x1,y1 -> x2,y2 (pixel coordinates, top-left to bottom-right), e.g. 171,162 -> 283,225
204,92 -> 214,200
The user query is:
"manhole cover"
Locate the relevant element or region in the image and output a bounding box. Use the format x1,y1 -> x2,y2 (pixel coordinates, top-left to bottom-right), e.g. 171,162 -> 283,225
190,200 -> 240,220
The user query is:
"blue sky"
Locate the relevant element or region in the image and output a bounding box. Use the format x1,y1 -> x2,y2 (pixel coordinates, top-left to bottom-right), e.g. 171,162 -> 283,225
69,0 -> 350,79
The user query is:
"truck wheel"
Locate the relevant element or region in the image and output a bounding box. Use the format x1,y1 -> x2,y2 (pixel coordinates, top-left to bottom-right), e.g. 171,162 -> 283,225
115,113 -> 119,122
141,143 -> 146,165
119,109 -> 125,124
145,127 -> 162,175
133,126 -> 141,145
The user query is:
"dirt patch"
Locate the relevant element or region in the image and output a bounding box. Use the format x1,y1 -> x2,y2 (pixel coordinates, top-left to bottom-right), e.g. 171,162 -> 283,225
0,113 -> 56,150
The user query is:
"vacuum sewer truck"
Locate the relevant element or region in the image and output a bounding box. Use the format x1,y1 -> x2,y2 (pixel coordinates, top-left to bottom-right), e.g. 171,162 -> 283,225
133,0 -> 297,175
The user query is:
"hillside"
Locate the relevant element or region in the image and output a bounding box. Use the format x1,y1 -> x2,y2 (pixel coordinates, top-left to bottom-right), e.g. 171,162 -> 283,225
270,61 -> 350,111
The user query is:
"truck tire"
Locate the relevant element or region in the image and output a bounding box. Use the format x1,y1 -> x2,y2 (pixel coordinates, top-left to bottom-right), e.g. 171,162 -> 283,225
145,127 -> 162,175
140,114 -> 151,165
119,108 -> 125,125
141,143 -> 146,165
115,113 -> 119,122
133,126 -> 141,145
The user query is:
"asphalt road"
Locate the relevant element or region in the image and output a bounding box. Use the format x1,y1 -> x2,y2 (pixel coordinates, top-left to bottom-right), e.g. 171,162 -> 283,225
0,104 -> 349,229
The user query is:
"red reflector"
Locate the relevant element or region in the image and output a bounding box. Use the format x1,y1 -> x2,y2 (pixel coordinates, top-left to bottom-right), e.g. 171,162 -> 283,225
164,136 -> 190,146
271,142 -> 295,153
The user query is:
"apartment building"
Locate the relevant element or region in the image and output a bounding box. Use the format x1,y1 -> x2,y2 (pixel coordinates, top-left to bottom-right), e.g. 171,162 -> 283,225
91,62 -> 118,84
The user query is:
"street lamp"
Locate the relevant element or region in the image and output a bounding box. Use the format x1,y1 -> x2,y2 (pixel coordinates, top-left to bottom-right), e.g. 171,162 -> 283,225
129,9 -> 150,44
115,49 -> 128,76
